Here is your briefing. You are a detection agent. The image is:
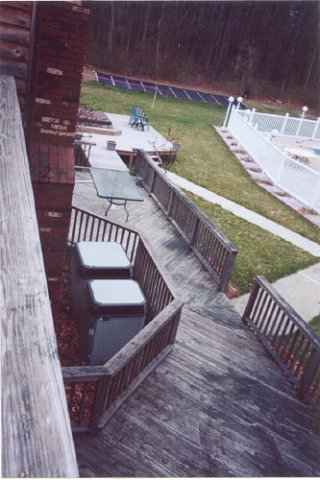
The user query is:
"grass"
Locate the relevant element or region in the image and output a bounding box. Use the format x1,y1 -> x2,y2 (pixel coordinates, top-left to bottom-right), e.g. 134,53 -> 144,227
185,192 -> 318,295
80,81 -> 319,244
80,81 -> 319,294
310,315 -> 320,337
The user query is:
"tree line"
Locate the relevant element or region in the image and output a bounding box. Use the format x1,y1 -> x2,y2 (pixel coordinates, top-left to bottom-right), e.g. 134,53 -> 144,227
85,1 -> 319,108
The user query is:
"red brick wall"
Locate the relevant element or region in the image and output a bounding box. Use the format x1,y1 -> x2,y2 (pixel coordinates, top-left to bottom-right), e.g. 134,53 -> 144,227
27,2 -> 90,285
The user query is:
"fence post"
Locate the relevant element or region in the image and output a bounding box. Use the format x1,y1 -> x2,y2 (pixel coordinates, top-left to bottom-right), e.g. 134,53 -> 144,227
310,177 -> 320,211
312,117 -> 320,139
223,96 -> 234,128
280,113 -> 290,135
219,249 -> 238,293
249,108 -> 256,125
298,348 -> 320,400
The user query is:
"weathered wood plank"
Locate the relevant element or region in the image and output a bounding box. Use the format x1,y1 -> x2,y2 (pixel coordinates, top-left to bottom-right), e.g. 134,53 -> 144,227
72,170 -> 320,477
0,39 -> 29,62
0,5 -> 31,29
0,76 -> 78,477
0,23 -> 31,44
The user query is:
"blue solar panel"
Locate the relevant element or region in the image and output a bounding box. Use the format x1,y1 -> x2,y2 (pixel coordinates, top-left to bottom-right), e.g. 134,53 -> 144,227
144,86 -> 158,94
140,81 -> 158,94
128,81 -> 145,92
184,89 -> 202,102
158,84 -> 176,98
112,75 -> 125,81
96,72 -> 113,86
171,88 -> 189,100
198,92 -> 214,104
141,80 -> 155,88
96,72 -> 244,108
114,79 -> 129,89
111,75 -> 129,89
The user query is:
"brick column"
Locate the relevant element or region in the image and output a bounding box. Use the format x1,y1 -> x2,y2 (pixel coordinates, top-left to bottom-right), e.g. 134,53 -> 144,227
27,2 -> 90,286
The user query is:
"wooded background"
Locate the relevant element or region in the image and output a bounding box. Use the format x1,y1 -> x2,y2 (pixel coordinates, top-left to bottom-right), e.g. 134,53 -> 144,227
85,1 -> 319,108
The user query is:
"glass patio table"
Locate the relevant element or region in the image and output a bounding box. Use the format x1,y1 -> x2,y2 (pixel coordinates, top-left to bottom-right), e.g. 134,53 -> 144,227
90,167 -> 144,221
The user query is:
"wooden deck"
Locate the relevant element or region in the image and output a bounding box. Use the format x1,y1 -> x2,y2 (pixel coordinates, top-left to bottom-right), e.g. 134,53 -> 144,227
72,170 -> 320,477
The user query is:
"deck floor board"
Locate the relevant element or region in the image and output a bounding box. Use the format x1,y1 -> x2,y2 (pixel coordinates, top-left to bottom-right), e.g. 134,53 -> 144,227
73,170 -> 320,477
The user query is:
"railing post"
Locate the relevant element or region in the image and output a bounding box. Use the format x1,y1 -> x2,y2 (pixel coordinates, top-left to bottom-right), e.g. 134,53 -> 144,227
189,216 -> 200,247
219,249 -> 238,293
167,190 -> 175,218
280,112 -> 290,135
89,376 -> 111,432
298,348 -> 320,400
149,167 -> 157,194
242,277 -> 261,324
169,309 -> 182,345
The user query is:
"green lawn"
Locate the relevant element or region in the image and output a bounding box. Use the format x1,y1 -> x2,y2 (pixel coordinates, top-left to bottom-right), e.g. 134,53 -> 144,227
81,81 -> 319,244
80,81 -> 319,294
185,193 -> 318,295
310,315 -> 320,337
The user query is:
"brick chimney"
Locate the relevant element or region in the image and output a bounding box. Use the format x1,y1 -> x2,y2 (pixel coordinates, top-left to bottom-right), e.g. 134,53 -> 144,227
27,2 -> 90,284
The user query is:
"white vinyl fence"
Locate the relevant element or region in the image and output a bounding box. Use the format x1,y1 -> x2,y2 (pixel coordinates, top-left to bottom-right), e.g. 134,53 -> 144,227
237,109 -> 320,140
228,107 -> 320,213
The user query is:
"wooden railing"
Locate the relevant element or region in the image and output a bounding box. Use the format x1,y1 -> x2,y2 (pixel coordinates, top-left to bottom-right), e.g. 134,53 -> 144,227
63,207 -> 183,432
1,75 -> 79,476
135,150 -> 238,292
243,276 -> 320,403
74,138 -> 95,167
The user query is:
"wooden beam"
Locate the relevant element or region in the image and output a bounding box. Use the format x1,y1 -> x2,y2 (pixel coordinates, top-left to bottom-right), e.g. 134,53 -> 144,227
0,76 -> 79,477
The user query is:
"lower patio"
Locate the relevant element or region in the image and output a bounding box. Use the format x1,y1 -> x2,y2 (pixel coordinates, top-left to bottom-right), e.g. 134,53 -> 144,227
71,166 -> 320,477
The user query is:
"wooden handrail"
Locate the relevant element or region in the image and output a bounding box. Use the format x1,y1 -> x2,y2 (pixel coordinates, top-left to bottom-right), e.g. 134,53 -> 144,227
243,276 -> 320,403
0,75 -> 79,476
135,150 -> 238,291
64,207 -> 183,432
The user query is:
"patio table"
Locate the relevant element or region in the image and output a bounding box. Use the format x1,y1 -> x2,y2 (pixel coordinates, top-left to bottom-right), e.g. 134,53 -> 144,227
90,167 -> 144,221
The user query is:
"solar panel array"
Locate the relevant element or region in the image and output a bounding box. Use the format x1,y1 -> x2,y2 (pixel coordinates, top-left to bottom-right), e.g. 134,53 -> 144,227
95,71 -> 231,107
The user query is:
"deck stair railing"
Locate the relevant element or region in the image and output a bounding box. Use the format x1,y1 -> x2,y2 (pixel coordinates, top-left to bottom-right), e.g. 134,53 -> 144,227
243,276 -> 320,404
135,150 -> 238,292
62,207 -> 183,432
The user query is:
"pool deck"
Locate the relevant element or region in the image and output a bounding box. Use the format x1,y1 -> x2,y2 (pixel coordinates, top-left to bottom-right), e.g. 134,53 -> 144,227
273,136 -> 320,173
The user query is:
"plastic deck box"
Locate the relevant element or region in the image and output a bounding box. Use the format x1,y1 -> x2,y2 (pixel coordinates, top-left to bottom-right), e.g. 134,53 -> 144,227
70,241 -> 133,322
81,279 -> 147,365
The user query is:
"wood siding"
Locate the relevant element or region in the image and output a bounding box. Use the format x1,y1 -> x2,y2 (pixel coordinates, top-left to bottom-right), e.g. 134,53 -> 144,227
0,1 -> 34,117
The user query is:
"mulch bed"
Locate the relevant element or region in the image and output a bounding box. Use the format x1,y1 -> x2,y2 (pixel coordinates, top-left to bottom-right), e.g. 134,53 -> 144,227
49,263 -> 81,367
49,263 -> 97,426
